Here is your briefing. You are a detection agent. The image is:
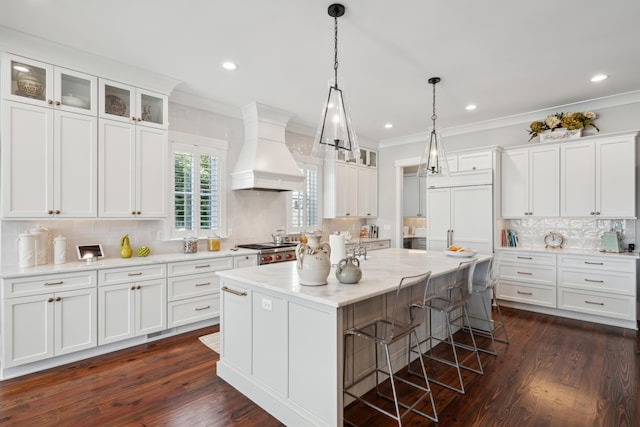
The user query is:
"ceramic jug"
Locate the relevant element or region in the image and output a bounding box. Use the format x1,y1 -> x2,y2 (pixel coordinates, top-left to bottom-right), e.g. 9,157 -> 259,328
120,234 -> 133,258
296,233 -> 331,286
335,256 -> 362,284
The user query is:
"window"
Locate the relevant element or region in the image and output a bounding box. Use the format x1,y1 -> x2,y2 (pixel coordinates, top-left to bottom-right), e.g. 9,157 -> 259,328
289,163 -> 321,232
170,133 -> 227,239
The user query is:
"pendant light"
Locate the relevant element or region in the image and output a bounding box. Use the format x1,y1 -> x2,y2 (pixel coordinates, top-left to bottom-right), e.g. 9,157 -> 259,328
417,77 -> 448,177
312,3 -> 360,161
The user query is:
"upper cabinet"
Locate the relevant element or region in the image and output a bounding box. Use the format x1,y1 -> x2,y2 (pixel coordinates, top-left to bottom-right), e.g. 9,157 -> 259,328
99,79 -> 168,129
502,146 -> 559,218
1,53 -> 97,115
561,135 -> 636,218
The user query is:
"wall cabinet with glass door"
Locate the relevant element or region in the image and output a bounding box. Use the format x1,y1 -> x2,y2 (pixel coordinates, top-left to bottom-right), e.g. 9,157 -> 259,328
1,54 -> 98,219
99,79 -> 168,129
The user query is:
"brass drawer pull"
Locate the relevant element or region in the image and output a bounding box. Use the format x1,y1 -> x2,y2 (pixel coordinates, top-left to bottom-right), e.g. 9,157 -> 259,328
195,264 -> 211,269
195,282 -> 211,287
517,256 -> 532,260
517,271 -> 532,275
44,281 -> 64,286
195,305 -> 211,311
585,300 -> 604,306
516,291 -> 533,295
584,278 -> 604,283
222,286 -> 247,296
128,272 -> 143,276
584,261 -> 603,265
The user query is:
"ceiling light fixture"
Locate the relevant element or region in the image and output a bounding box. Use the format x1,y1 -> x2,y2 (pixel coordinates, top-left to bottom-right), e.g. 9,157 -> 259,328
466,104 -> 477,111
418,77 -> 448,177
222,61 -> 237,71
312,3 -> 359,161
384,123 -> 393,129
591,74 -> 608,82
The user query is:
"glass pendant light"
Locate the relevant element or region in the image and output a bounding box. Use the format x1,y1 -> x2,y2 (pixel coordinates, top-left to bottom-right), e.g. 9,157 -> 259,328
417,77 -> 448,177
312,3 -> 360,162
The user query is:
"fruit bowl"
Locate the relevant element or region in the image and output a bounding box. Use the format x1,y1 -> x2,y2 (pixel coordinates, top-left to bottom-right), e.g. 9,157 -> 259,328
444,248 -> 477,258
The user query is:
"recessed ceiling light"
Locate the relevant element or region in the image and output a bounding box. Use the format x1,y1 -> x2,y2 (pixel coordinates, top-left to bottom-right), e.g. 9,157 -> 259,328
222,61 -> 237,71
384,123 -> 393,129
591,74 -> 608,82
465,104 -> 477,111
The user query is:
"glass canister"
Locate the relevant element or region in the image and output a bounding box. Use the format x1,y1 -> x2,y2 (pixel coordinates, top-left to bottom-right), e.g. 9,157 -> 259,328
183,236 -> 198,254
207,235 -> 221,251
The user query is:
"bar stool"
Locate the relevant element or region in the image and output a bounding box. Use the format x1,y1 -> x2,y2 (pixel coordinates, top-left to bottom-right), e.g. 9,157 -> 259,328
463,257 -> 509,355
343,272 -> 438,426
409,259 -> 483,394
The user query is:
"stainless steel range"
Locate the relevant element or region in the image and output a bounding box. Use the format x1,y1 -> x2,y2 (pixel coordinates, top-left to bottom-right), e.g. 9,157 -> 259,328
236,242 -> 298,265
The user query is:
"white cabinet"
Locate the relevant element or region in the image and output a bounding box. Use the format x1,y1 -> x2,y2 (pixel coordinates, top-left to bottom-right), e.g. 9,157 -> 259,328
561,136 -> 636,218
502,146 -> 559,217
220,282 -> 252,373
426,185 -> 493,253
357,166 -> 377,217
496,251 -> 557,308
2,53 -> 98,115
403,175 -> 426,217
99,79 -> 168,129
1,271 -> 97,368
98,264 -> 167,345
98,119 -> 168,218
234,254 -> 258,269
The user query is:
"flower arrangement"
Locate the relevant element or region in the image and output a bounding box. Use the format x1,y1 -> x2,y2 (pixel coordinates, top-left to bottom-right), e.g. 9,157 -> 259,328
528,111 -> 599,141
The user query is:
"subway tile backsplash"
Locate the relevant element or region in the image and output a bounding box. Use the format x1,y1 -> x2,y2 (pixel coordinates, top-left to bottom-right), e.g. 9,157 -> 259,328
505,218 -> 635,251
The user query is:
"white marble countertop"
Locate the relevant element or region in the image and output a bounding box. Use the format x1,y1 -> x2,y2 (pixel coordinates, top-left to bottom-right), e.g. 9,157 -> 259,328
0,248 -> 258,278
495,246 -> 640,258
216,248 -> 492,308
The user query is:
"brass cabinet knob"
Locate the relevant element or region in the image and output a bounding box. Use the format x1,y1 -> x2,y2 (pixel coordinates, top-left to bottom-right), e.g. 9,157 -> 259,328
55,210 -> 60,214
48,209 -> 54,214
47,99 -> 53,104
132,117 -> 136,121
136,211 -> 141,215
132,211 -> 137,215
137,117 -> 142,122
47,297 -> 55,302
55,101 -> 61,106
131,286 -> 136,290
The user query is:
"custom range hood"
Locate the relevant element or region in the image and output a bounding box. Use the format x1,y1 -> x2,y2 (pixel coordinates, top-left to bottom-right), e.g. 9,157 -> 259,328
231,102 -> 305,191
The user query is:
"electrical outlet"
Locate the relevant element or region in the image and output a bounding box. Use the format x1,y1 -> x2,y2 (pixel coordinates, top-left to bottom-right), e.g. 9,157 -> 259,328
156,231 -> 163,240
262,297 -> 272,311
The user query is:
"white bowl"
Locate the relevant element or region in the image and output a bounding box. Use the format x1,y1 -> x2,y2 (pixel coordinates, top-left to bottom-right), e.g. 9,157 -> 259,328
62,95 -> 88,108
443,249 -> 477,258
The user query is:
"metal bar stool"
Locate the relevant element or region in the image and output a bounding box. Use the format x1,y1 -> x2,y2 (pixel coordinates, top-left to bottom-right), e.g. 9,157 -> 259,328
343,272 -> 438,426
409,259 -> 483,394
463,257 -> 509,355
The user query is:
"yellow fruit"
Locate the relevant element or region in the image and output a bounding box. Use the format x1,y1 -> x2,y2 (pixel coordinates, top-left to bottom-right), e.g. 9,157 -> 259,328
136,246 -> 151,257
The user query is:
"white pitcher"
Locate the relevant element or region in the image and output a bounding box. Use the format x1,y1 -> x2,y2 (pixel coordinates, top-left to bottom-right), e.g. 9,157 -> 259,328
296,233 -> 331,286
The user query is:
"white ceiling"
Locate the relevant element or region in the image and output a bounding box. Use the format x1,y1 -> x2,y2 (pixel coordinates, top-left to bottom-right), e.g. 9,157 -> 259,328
1,0 -> 639,142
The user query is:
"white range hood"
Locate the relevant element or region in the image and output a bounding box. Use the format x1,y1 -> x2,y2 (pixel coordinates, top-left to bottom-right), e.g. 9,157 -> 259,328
231,102 -> 304,192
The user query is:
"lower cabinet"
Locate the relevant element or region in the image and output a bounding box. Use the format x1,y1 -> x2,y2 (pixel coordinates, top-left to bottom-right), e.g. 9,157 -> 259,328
1,272 -> 98,368
220,282 -> 252,373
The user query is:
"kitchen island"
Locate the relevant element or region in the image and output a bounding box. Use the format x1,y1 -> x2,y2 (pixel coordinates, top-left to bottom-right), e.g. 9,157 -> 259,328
216,248 -> 492,426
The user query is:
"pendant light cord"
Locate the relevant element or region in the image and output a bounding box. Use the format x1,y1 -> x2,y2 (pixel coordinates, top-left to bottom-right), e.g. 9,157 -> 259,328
334,15 -> 339,88
431,81 -> 437,133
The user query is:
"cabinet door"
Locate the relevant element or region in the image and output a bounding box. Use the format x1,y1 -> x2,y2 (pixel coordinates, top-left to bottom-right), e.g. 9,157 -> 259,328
99,119 -> 136,217
451,185 -> 493,253
457,151 -> 492,171
234,255 -> 258,268
529,146 -> 559,217
426,188 -> 451,250
98,283 -> 135,345
136,88 -> 168,129
136,126 -> 168,218
54,110 -> 98,217
54,67 -> 97,115
136,279 -> 167,336
501,149 -> 528,217
220,282 -> 252,373
357,166 -> 377,217
403,175 -> 419,217
1,101 -> 54,218
3,294 -> 54,368
55,288 -> 97,356
561,141 -> 595,217
99,79 -> 135,123
596,138 -> 635,217
1,54 -> 53,106
335,162 -> 357,216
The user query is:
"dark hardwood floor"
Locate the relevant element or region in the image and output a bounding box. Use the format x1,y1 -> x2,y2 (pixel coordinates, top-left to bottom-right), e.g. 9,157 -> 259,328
0,307 -> 638,426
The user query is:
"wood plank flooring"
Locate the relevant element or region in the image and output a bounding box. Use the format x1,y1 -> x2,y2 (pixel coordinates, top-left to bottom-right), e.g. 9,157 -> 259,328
0,307 -> 637,426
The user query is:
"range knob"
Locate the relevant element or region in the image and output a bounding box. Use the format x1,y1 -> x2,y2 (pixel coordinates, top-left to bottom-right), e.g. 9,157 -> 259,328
286,253 -> 294,259
262,256 -> 271,263
275,255 -> 282,261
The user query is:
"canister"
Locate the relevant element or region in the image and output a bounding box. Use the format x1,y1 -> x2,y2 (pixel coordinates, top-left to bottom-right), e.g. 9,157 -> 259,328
183,236 -> 198,254
53,235 -> 67,264
18,232 -> 36,268
207,236 -> 221,251
29,226 -> 51,265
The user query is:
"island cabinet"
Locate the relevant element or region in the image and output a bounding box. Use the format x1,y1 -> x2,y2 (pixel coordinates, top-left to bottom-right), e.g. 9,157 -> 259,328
501,145 -> 559,218
1,271 -> 98,368
560,135 -> 636,218
98,264 -> 167,345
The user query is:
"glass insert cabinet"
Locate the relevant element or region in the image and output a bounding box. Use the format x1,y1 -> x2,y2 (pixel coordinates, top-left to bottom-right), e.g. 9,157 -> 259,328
99,79 -> 168,129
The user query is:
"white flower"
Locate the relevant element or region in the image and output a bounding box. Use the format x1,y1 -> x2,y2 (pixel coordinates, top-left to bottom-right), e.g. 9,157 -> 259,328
545,115 -> 561,129
584,111 -> 597,120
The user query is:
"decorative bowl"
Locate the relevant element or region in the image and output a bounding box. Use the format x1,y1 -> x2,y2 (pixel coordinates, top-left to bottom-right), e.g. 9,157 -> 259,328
444,249 -> 477,258
17,76 -> 44,98
62,95 -> 88,108
105,94 -> 127,116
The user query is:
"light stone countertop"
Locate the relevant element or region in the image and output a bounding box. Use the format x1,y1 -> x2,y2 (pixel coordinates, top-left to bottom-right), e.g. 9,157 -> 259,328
216,247 -> 492,308
0,248 -> 259,278
495,246 -> 640,258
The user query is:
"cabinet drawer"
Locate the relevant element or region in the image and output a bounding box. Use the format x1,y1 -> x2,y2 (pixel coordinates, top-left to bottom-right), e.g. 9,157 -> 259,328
498,251 -> 556,266
558,287 -> 635,320
4,271 -> 97,298
457,151 -> 493,171
98,264 -> 166,285
167,257 -> 233,277
499,264 -> 555,286
168,274 -> 220,302
168,294 -> 219,327
497,281 -> 556,308
234,255 -> 257,269
558,269 -> 635,296
557,254 -> 636,273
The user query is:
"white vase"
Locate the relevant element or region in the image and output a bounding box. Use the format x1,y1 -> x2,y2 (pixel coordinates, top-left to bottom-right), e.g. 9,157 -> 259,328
296,233 -> 331,286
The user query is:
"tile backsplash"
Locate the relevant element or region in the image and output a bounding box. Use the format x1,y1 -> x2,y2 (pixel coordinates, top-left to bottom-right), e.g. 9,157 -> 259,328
504,218 -> 635,251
